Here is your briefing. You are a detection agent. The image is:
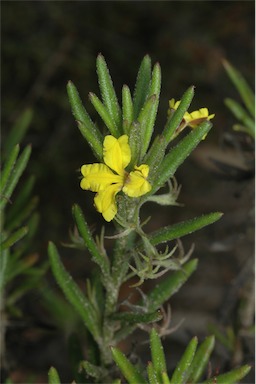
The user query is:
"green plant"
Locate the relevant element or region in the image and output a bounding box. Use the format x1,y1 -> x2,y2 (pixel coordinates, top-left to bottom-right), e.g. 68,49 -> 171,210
0,109 -> 47,369
47,54 -> 250,383
111,328 -> 251,384
223,59 -> 255,139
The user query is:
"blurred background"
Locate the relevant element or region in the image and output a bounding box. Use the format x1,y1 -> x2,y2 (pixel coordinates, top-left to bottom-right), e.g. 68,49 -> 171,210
2,1 -> 254,383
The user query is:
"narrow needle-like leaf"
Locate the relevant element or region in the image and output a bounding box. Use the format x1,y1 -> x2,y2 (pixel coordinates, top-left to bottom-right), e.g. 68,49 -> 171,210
67,81 -> 103,159
162,86 -> 195,145
111,347 -> 147,384
122,85 -> 134,134
4,109 -> 33,158
203,364 -> 251,384
48,241 -> 100,340
48,367 -> 61,384
0,144 -> 20,195
96,54 -> 122,132
224,98 -> 255,137
141,63 -> 161,157
147,212 -> 223,246
111,310 -> 162,325
151,120 -> 212,193
162,372 -> 171,384
150,328 -> 167,382
72,204 -> 109,276
79,360 -> 108,380
170,337 -> 198,384
5,176 -> 36,229
143,135 -> 166,179
0,227 -> 28,250
187,335 -> 215,383
133,55 -> 152,119
89,92 -> 119,136
223,59 -> 255,118
147,361 -> 158,384
146,259 -> 198,312
0,145 -> 31,211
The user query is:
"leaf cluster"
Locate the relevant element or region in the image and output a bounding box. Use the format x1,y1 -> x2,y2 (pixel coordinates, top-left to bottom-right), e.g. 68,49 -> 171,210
111,328 -> 251,384
46,55 -> 250,383
223,59 -> 255,139
0,110 -> 46,317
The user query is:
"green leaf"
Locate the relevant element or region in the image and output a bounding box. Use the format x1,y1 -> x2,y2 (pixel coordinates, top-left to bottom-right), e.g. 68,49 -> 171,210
147,361 -> 158,384
48,241 -> 100,341
137,94 -> 157,160
72,204 -> 109,276
89,92 -> 119,137
96,54 -> 122,133
146,259 -> 198,312
122,85 -> 134,134
17,212 -> 40,256
79,360 -> 108,380
0,145 -> 32,211
2,251 -> 40,284
133,55 -> 152,119
40,284 -> 80,331
144,86 -> 195,178
170,336 -> 198,384
0,144 -> 20,195
162,86 -> 195,145
4,109 -> 33,159
151,120 -> 212,193
128,121 -> 142,168
162,372 -> 171,384
111,309 -> 162,325
150,328 -> 167,382
223,59 -> 255,118
224,98 -> 255,138
208,324 -> 234,351
0,226 -> 28,250
187,335 -> 215,383
148,212 -> 223,246
203,364 -> 251,384
141,63 -> 161,157
91,272 -> 105,315
111,347 -> 147,384
6,197 -> 38,233
7,265 -> 48,307
144,135 -> 166,179
67,81 -> 103,159
48,366 -> 61,384
5,175 -> 36,229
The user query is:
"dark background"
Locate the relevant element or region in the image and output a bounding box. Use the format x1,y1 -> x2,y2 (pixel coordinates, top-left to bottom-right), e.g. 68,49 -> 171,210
1,1 -> 254,383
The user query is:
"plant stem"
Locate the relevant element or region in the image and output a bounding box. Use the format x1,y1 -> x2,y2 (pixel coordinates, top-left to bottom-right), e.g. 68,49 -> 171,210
100,199 -> 138,365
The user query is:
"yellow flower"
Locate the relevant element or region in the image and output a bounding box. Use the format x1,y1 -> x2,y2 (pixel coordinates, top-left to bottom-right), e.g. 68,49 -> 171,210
168,98 -> 181,112
185,108 -> 215,128
169,99 -> 215,128
80,135 -> 151,221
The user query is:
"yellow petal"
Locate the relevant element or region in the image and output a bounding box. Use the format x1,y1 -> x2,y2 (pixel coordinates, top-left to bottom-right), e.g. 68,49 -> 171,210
94,184 -> 122,221
103,135 -> 131,175
169,99 -> 181,110
185,108 -> 215,129
134,164 -> 150,178
199,108 -> 209,116
80,163 -> 122,192
184,111 -> 192,122
123,164 -> 151,198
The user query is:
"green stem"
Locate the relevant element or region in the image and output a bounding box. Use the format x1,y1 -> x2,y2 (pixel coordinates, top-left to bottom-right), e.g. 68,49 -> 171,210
100,199 -> 139,363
